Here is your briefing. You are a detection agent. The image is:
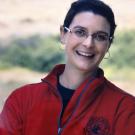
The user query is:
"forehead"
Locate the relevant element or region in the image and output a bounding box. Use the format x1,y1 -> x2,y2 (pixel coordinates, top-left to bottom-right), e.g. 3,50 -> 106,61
70,11 -> 110,32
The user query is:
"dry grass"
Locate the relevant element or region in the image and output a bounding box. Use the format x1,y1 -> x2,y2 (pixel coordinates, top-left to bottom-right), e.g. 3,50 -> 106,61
0,0 -> 135,39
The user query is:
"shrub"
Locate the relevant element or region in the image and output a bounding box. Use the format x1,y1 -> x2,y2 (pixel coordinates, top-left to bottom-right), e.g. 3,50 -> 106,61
101,29 -> 135,69
0,35 -> 65,72
0,30 -> 135,72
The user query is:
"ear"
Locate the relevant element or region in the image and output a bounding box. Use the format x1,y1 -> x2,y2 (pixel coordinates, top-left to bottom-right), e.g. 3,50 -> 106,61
60,25 -> 66,44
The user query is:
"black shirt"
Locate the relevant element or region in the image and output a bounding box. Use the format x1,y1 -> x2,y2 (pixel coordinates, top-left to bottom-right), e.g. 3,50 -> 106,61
57,79 -> 75,117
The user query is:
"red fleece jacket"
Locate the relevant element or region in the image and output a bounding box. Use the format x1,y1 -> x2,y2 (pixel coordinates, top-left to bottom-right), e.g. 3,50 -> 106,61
0,64 -> 135,135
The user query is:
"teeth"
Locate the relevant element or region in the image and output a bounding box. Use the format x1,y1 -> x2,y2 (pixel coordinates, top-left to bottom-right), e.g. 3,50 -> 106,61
77,51 -> 94,57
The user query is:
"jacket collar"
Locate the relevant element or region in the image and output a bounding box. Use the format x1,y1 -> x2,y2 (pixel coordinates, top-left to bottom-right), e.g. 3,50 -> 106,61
41,64 -> 65,89
41,64 -> 105,125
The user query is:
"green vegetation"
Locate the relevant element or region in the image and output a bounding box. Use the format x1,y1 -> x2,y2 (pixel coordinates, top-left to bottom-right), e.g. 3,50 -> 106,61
0,35 -> 65,72
0,30 -> 135,77
101,29 -> 135,80
102,30 -> 135,68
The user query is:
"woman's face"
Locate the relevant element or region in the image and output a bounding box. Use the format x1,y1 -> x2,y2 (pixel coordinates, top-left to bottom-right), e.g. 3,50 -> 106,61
60,12 -> 111,73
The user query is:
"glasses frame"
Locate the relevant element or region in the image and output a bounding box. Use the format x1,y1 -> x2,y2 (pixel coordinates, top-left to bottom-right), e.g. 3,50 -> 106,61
64,26 -> 113,43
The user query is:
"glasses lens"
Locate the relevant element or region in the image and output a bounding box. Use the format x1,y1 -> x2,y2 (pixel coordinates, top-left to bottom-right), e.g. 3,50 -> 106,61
95,33 -> 109,41
73,28 -> 87,38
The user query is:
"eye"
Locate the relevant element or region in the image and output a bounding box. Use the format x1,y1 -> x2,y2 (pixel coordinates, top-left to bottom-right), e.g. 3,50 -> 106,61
74,29 -> 87,37
95,33 -> 108,41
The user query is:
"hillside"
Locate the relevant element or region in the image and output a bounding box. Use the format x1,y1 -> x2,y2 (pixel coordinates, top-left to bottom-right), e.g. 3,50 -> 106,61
0,0 -> 135,39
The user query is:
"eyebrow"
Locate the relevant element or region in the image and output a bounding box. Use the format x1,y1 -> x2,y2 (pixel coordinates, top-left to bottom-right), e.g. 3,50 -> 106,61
72,26 -> 87,30
95,31 -> 109,36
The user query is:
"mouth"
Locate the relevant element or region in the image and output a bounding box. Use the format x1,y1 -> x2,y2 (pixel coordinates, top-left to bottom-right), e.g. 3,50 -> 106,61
76,50 -> 95,58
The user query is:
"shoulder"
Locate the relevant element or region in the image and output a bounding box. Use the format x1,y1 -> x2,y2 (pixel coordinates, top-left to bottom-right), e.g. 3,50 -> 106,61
3,82 -> 53,109
104,78 -> 135,109
103,81 -> 135,134
8,82 -> 49,98
105,78 -> 135,97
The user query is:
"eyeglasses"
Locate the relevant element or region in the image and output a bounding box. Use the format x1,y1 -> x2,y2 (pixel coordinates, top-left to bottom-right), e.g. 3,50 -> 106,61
64,26 -> 112,44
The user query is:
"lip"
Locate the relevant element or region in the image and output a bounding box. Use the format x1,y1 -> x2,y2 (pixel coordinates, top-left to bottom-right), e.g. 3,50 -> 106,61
76,50 -> 95,58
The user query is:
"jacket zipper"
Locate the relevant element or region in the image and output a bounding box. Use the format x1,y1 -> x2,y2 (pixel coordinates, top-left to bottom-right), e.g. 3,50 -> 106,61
42,80 -> 64,135
42,77 -> 95,135
57,95 -> 63,135
58,127 -> 62,135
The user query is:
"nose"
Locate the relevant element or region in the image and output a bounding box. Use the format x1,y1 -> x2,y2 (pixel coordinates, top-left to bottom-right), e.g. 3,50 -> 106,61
82,35 -> 94,48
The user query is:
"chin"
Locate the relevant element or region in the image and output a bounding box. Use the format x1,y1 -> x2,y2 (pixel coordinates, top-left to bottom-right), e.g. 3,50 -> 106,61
76,63 -> 96,73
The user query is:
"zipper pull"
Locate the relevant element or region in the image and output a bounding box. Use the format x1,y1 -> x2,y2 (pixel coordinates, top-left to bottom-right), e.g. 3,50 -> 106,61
58,127 -> 62,135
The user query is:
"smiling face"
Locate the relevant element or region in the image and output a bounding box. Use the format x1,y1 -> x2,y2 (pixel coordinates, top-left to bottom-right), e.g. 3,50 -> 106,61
60,12 -> 111,74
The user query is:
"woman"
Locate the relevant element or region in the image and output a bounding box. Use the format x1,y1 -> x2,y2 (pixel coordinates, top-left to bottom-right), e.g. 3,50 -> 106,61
0,0 -> 135,135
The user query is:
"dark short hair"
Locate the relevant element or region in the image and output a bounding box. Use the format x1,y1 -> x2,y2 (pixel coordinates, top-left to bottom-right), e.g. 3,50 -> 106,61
63,0 -> 117,43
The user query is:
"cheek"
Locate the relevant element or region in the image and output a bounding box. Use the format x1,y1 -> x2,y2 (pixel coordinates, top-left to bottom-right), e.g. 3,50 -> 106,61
97,45 -> 108,56
64,43 -> 72,57
65,38 -> 79,52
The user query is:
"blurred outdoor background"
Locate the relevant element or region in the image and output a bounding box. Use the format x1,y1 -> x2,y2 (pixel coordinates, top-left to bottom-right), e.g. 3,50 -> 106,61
0,0 -> 135,111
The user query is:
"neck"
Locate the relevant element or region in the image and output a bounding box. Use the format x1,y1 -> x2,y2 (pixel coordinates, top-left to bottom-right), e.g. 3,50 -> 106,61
59,65 -> 97,90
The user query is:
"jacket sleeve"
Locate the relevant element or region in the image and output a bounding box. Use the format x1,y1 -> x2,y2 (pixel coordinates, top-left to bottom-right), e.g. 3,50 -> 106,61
0,90 -> 24,135
113,96 -> 135,135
